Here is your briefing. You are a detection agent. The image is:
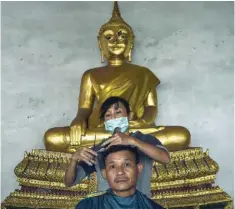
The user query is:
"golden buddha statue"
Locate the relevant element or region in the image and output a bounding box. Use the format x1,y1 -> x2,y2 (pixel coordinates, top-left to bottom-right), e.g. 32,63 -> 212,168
2,3 -> 232,209
44,1 -> 190,153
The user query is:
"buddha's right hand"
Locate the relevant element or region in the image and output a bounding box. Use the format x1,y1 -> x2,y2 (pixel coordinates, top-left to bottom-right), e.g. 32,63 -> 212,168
70,120 -> 87,146
71,147 -> 97,166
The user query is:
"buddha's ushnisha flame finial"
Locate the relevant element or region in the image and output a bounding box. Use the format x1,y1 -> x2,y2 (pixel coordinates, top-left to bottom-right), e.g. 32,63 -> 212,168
112,1 -> 121,19
99,1 -> 134,38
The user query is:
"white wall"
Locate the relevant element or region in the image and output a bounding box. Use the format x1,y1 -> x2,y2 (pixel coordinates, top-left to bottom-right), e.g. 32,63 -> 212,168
1,1 -> 234,201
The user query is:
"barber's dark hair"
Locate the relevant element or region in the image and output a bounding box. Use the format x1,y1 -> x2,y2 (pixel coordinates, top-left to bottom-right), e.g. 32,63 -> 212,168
100,145 -> 140,169
100,97 -> 131,120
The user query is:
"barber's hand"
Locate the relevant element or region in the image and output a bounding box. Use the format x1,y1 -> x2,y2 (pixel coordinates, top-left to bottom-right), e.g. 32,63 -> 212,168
101,133 -> 136,149
71,147 -> 97,166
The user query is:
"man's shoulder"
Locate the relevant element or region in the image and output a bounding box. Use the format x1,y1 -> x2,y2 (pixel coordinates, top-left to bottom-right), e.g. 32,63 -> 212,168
148,198 -> 165,209
132,131 -> 157,141
85,191 -> 107,198
132,131 -> 166,149
140,192 -> 165,209
75,191 -> 106,209
136,190 -> 165,209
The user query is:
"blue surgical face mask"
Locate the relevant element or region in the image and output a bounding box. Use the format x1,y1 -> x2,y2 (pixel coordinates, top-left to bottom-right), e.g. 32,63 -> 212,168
104,117 -> 129,134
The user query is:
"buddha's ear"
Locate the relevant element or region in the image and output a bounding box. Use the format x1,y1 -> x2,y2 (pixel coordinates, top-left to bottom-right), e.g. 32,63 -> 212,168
101,169 -> 107,180
97,38 -> 105,63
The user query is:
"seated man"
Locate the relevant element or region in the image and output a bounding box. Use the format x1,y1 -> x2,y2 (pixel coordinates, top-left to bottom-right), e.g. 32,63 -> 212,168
75,145 -> 164,209
64,97 -> 170,197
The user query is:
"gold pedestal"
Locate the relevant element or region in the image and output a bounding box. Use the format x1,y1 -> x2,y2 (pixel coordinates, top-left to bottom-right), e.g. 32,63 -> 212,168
1,148 -> 233,209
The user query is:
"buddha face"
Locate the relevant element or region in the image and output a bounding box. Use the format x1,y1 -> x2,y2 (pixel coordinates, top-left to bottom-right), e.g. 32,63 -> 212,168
99,26 -> 133,60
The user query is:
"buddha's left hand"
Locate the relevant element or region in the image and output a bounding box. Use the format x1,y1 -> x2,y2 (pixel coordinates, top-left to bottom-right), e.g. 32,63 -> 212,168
100,132 -> 135,149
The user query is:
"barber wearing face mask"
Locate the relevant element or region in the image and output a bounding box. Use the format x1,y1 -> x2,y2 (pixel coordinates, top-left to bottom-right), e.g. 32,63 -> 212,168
64,97 -> 170,198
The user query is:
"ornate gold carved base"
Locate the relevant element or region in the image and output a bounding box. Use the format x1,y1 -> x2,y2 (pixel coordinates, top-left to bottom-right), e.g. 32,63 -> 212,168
1,148 -> 233,209
153,187 -> 232,208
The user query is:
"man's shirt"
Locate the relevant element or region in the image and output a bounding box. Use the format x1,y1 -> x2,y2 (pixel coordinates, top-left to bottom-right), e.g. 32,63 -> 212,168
75,189 -> 164,209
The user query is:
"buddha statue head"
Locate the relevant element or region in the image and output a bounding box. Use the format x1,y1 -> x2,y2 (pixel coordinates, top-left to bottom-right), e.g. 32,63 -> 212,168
98,1 -> 135,65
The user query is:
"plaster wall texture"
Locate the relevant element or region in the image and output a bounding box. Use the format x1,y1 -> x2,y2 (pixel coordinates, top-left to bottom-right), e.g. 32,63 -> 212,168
1,1 -> 234,201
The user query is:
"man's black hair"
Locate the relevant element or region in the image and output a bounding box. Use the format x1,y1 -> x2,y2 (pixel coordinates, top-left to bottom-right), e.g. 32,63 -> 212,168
100,97 -> 131,120
100,145 -> 140,169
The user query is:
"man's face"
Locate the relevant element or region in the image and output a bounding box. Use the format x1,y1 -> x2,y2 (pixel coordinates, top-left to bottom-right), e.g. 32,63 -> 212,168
104,102 -> 128,121
102,150 -> 143,193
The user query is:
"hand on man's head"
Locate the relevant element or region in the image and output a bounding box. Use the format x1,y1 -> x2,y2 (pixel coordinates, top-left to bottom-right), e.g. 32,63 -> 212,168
101,132 -> 136,150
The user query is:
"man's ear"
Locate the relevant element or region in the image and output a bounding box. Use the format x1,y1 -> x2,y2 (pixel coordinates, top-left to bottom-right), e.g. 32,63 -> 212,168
127,111 -> 134,121
101,169 -> 107,180
137,163 -> 143,175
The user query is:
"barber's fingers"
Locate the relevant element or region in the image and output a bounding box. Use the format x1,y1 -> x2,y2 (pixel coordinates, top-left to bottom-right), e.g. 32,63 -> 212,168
88,158 -> 96,165
106,140 -> 120,149
80,153 -> 96,165
82,150 -> 97,164
85,148 -> 98,157
82,151 -> 94,160
79,147 -> 97,156
101,136 -> 118,147
82,158 -> 93,166
83,151 -> 97,163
